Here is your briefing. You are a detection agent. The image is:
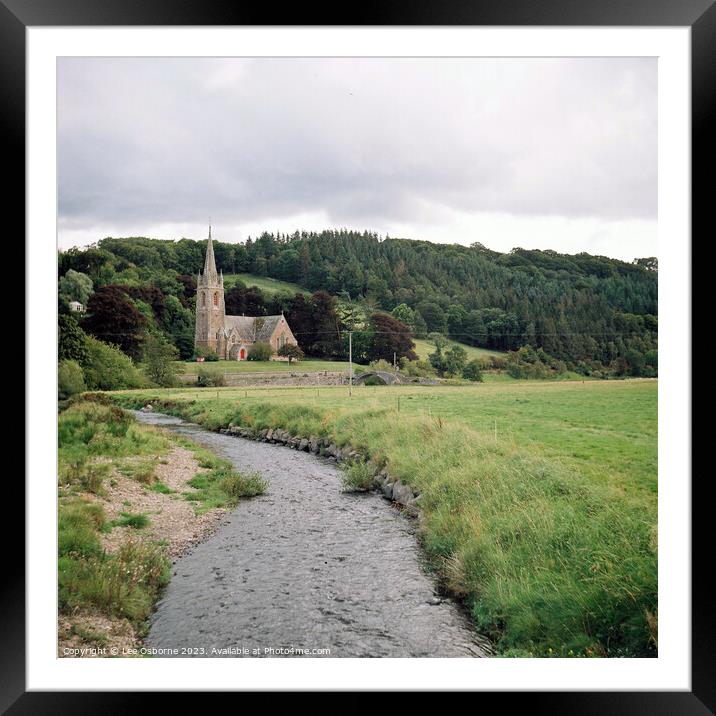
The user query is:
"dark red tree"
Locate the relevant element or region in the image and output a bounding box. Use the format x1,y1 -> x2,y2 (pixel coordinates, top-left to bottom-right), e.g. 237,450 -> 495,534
284,294 -> 315,351
309,291 -> 343,358
224,285 -> 266,316
368,312 -> 417,363
124,285 -> 166,323
82,285 -> 147,359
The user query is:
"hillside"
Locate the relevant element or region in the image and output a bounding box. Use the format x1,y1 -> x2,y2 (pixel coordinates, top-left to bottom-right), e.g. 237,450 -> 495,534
412,338 -> 504,362
58,231 -> 657,376
223,273 -> 310,296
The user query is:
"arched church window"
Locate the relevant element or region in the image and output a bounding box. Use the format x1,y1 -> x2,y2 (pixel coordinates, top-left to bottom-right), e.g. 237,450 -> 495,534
213,292 -> 219,306
201,293 -> 206,307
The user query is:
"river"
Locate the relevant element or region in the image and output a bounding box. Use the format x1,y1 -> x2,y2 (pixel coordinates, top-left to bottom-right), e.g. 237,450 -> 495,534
134,410 -> 488,658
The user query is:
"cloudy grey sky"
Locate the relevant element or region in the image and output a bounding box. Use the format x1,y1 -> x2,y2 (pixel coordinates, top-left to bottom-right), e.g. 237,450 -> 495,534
58,57 -> 657,260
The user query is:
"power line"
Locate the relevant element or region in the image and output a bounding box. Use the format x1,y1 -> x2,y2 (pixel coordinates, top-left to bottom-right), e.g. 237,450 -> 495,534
85,329 -> 657,339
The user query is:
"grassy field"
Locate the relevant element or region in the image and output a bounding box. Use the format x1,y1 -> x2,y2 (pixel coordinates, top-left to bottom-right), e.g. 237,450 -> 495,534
413,338 -> 506,362
111,378 -> 657,657
174,358 -> 360,374
222,273 -> 310,296
58,398 -> 265,650
175,340 -> 501,376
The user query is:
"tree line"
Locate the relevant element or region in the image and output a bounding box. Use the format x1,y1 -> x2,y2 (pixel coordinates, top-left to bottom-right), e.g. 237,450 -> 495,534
58,229 -> 658,379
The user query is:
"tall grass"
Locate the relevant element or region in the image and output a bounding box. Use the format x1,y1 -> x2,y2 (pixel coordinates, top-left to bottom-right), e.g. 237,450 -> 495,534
341,461 -> 375,492
113,389 -> 657,657
57,399 -> 270,642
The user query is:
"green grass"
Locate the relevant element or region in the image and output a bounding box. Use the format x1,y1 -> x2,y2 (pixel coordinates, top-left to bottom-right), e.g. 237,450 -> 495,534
174,358 -> 359,375
116,459 -> 158,484
58,540 -> 170,624
223,273 -> 311,296
112,512 -> 150,529
167,434 -> 267,513
413,338 -> 506,362
58,494 -> 170,624
112,378 -> 657,657
182,465 -> 266,512
341,461 -> 375,492
57,398 -> 266,634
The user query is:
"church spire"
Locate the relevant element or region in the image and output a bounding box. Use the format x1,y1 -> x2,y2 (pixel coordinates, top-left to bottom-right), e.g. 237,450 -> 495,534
203,224 -> 218,282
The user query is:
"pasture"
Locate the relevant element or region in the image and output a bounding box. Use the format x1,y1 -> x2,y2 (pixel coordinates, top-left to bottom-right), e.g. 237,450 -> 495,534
112,378 -> 658,657
412,338 -> 506,362
222,273 -> 311,296
173,358 -> 361,374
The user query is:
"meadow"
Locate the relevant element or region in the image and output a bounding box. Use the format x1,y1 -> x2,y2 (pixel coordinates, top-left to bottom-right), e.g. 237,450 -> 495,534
174,338 -> 500,376
112,378 -> 657,657
412,338 -> 505,362
222,273 -> 311,296
173,358 -> 362,375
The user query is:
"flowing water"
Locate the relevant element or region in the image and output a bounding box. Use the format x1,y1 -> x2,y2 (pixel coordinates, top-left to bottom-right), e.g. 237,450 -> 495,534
135,411 -> 488,658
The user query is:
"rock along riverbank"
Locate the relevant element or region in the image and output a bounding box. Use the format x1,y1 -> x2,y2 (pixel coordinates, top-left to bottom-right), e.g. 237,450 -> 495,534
134,410 -> 489,658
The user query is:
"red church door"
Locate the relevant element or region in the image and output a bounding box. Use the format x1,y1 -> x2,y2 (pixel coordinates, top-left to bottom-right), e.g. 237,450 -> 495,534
239,348 -> 246,360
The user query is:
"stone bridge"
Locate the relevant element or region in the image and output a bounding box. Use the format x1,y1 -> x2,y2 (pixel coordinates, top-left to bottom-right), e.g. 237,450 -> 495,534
353,370 -> 412,385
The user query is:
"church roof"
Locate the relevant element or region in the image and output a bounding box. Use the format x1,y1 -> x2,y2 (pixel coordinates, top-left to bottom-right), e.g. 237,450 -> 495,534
223,315 -> 256,341
255,315 -> 283,342
223,314 -> 285,343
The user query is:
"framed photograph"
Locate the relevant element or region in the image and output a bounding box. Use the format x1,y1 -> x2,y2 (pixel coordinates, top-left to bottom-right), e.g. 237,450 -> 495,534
8,0 -> 706,708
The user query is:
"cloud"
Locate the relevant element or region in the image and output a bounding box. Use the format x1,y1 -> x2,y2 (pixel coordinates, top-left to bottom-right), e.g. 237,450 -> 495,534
58,57 -> 657,258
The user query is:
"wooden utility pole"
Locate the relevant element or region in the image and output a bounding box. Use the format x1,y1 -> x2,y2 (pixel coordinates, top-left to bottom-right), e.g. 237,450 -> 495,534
349,331 -> 353,397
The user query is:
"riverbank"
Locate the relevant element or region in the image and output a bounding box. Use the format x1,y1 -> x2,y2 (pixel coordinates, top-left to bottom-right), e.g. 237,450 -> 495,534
111,380 -> 658,657
134,410 -> 489,657
57,398 -> 265,657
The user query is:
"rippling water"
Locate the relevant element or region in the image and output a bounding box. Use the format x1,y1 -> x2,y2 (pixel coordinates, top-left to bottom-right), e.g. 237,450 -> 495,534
135,411 -> 488,658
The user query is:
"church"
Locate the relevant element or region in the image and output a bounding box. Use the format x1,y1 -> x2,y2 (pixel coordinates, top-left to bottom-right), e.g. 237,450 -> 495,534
194,228 -> 298,361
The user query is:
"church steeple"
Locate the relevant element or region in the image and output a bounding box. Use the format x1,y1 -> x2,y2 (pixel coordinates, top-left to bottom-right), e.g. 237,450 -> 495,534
195,224 -> 226,357
202,224 -> 218,282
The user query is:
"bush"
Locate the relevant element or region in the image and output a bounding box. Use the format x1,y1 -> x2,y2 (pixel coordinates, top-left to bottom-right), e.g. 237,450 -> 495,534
58,360 -> 86,399
196,369 -> 226,387
400,359 -> 436,378
58,500 -> 106,558
248,342 -> 273,361
142,334 -> 180,387
341,461 -> 375,492
277,343 -> 304,364
369,358 -> 395,372
462,359 -> 484,382
78,463 -> 110,495
194,345 -> 219,361
114,512 -> 150,529
219,470 -> 267,500
82,336 -> 146,391
505,345 -> 566,379
443,345 -> 467,376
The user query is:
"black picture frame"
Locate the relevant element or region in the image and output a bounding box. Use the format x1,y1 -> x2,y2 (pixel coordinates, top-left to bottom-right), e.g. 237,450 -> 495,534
7,0 -> 706,710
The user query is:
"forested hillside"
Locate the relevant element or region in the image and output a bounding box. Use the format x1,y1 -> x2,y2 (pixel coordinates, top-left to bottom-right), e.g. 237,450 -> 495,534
58,230 -> 657,379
